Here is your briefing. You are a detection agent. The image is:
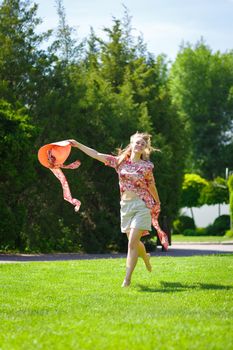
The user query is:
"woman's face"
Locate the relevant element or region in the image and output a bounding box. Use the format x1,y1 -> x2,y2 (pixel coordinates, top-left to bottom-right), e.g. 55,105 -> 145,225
131,137 -> 147,154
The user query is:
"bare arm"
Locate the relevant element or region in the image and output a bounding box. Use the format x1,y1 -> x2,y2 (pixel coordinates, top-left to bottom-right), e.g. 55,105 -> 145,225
145,166 -> 160,204
148,183 -> 160,204
68,139 -> 109,164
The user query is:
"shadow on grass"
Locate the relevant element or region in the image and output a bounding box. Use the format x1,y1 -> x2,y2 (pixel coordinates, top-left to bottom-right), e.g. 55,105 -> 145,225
136,281 -> 233,293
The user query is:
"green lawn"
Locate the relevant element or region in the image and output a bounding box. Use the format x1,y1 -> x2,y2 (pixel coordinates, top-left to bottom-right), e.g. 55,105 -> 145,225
0,255 -> 233,350
171,234 -> 233,243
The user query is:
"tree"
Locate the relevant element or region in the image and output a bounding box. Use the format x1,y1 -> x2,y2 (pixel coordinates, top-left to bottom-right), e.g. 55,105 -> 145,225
228,175 -> 233,231
0,0 -> 60,251
200,177 -> 228,213
181,173 -> 208,220
169,41 -> 233,179
0,99 -> 36,249
52,0 -> 84,63
98,18 -> 133,92
0,0 -> 53,107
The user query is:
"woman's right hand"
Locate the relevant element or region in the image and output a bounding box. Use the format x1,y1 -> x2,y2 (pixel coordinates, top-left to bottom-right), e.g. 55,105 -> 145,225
68,139 -> 79,147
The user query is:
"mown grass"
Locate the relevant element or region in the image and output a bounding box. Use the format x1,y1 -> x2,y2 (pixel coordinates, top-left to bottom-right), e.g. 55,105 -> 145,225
171,234 -> 233,242
0,255 -> 233,350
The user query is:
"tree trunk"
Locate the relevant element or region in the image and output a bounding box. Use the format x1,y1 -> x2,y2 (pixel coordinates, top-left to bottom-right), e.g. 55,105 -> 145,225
190,207 -> 195,221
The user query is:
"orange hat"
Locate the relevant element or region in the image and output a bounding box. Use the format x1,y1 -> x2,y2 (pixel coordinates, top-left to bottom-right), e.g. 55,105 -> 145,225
38,141 -> 71,168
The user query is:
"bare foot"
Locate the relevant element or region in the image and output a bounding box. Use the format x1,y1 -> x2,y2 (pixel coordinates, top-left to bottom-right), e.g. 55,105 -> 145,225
121,279 -> 131,287
144,253 -> 152,272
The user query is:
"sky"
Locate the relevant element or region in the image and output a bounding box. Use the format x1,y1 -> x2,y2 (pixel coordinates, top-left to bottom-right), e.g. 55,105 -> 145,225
35,0 -> 233,61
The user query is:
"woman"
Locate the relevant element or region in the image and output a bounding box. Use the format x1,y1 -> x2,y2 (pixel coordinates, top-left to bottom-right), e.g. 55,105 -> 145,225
69,132 -> 168,287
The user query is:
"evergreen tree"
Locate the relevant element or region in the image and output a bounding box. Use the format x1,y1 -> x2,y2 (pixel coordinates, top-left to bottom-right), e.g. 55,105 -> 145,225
0,99 -> 36,249
52,0 -> 84,63
0,0 -> 53,107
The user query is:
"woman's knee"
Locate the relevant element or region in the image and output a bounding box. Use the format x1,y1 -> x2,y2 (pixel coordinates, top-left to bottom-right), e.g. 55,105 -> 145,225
128,229 -> 143,250
128,240 -> 138,250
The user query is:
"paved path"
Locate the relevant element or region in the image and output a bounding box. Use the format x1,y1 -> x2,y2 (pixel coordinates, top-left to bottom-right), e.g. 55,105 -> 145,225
0,242 -> 232,263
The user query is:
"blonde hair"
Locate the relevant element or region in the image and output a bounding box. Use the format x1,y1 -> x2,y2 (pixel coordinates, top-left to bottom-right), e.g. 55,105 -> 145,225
116,132 -> 160,166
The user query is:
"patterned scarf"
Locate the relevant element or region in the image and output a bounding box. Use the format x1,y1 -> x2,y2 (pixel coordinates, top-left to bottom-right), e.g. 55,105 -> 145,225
47,149 -> 81,212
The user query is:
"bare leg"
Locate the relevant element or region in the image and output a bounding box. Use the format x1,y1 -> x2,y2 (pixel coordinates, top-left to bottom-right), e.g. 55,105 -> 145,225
122,228 -> 143,287
138,241 -> 152,272
125,231 -> 152,273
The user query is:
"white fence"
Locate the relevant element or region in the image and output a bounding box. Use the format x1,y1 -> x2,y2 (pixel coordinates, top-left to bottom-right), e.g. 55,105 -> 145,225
181,204 -> 229,227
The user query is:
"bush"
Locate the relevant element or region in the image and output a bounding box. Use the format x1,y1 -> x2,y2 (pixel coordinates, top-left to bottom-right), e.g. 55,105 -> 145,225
228,175 -> 233,232
144,238 -> 157,252
173,215 -> 196,234
214,215 -> 230,232
183,228 -> 207,236
206,215 -> 230,236
225,230 -> 233,238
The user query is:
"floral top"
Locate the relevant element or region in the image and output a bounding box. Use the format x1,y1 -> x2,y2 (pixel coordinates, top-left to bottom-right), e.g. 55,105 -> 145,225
104,155 -> 157,209
104,154 -> 169,250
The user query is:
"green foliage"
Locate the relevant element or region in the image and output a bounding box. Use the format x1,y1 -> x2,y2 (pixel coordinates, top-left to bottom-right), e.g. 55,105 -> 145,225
213,215 -> 230,233
170,41 -> 233,179
183,228 -> 207,236
181,215 -> 230,236
228,174 -> 233,231
172,215 -> 196,234
181,173 -> 208,208
206,215 -> 230,236
0,0 -> 53,106
175,214 -> 230,237
0,1 -> 188,252
200,177 -> 228,205
225,229 -> 233,238
0,99 -> 36,249
172,234 -> 233,242
52,0 -> 84,62
1,2 -> 233,253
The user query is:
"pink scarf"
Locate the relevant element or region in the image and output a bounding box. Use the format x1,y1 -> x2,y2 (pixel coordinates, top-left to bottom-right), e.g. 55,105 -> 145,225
151,205 -> 169,250
47,149 -> 81,212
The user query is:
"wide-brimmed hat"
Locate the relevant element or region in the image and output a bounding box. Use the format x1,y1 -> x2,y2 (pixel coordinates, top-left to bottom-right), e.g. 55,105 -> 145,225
38,141 -> 71,168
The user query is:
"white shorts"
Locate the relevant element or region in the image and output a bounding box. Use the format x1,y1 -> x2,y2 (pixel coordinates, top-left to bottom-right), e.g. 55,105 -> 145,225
120,196 -> 152,233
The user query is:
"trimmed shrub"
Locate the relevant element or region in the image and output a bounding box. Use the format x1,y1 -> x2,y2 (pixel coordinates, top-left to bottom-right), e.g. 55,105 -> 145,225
206,215 -> 230,236
183,228 -> 207,236
228,175 -> 233,231
173,215 -> 196,234
214,215 -> 230,232
225,230 -> 233,238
